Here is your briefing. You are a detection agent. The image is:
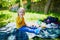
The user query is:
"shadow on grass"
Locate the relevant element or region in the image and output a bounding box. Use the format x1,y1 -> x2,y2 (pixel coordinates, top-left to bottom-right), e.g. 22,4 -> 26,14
48,12 -> 60,21
26,9 -> 44,14
0,12 -> 12,28
32,36 -> 60,40
26,10 -> 60,21
0,13 -> 12,20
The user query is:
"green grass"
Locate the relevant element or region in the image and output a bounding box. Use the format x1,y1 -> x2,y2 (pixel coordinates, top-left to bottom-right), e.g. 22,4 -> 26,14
0,10 -> 60,40
25,12 -> 60,22
0,10 -> 60,28
0,10 -> 17,28
32,37 -> 60,40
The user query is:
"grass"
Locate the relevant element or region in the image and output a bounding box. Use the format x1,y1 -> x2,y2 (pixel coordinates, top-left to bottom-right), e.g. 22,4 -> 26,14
0,10 -> 60,28
0,10 -> 17,28
32,37 -> 60,40
0,10 -> 60,40
25,12 -> 60,22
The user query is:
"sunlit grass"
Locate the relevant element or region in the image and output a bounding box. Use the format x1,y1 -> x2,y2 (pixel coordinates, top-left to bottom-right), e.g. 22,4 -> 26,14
24,12 -> 48,22
0,10 -> 17,27
0,10 -> 60,40
0,10 -> 60,27
25,12 -> 60,22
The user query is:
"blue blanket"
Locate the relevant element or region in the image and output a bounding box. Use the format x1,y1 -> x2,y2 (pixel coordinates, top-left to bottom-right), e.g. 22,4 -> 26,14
37,28 -> 60,38
0,28 -> 60,40
0,23 -> 60,40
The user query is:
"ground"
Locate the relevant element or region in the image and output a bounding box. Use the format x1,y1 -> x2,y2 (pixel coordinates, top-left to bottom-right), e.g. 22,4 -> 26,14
0,10 -> 60,40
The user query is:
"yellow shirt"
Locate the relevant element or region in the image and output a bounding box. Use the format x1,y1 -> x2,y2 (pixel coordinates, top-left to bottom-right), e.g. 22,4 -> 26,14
16,16 -> 25,29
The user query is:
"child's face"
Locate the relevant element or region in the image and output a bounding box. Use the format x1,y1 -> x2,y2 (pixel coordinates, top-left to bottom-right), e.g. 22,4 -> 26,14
18,9 -> 25,17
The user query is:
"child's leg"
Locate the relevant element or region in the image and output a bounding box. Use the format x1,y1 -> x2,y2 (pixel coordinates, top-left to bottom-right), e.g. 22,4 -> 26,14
28,26 -> 37,29
19,26 -> 35,33
19,26 -> 42,35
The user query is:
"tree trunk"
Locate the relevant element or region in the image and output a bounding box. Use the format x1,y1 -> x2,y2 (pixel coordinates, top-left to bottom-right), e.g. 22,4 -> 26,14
27,0 -> 31,9
44,0 -> 51,14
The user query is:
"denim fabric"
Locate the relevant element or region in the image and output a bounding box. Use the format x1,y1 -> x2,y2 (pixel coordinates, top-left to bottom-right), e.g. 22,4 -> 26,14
18,26 -> 41,35
16,29 -> 28,40
0,32 -> 9,40
7,28 -> 29,40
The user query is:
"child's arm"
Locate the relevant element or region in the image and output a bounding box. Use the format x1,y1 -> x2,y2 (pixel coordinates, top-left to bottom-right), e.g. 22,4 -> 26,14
16,17 -> 23,29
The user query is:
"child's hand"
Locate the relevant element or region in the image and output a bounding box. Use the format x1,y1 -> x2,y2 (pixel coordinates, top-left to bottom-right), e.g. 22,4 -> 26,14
41,26 -> 46,28
41,22 -> 46,28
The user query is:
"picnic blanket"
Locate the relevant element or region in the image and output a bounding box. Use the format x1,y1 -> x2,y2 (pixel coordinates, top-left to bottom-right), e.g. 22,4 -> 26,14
37,28 -> 60,38
0,22 -> 60,40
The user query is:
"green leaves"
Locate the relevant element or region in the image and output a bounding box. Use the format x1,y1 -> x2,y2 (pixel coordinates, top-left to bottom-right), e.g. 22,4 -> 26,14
0,0 -> 16,8
34,0 -> 41,2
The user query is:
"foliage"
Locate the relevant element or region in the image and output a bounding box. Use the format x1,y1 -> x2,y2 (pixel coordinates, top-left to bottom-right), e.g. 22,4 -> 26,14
0,10 -> 17,28
34,0 -> 41,2
0,0 -> 16,8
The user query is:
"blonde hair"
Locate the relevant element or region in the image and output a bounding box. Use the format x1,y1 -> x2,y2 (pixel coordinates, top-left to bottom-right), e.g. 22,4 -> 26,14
17,7 -> 25,13
17,7 -> 25,16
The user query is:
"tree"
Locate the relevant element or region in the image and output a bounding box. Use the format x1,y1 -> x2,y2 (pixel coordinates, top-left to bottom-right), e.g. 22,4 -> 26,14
44,0 -> 51,14
0,0 -> 16,8
26,0 -> 31,9
20,0 -> 23,7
